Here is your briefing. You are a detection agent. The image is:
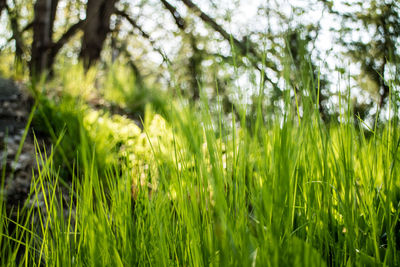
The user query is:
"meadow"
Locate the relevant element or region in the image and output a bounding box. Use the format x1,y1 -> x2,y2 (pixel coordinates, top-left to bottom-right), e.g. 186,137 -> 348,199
1,63 -> 400,266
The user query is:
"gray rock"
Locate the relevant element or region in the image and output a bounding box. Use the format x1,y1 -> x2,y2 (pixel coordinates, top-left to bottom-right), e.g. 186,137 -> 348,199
0,77 -> 20,101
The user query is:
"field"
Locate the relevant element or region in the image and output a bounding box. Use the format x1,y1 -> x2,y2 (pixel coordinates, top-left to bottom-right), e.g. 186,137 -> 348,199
1,63 -> 399,266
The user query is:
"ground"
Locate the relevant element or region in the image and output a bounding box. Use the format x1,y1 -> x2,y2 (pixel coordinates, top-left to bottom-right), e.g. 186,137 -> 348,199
0,77 -> 36,211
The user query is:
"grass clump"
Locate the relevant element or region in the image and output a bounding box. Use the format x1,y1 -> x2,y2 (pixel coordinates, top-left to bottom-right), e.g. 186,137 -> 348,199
1,64 -> 400,266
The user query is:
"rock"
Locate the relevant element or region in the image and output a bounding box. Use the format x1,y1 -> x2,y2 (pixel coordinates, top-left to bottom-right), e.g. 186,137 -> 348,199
0,76 -> 34,211
0,77 -> 20,101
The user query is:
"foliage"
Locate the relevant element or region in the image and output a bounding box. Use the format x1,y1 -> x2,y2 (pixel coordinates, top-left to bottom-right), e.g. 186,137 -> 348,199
30,64 -> 171,181
102,63 -> 167,116
323,0 -> 400,109
1,0 -> 399,120
1,1 -> 400,266
1,63 -> 400,266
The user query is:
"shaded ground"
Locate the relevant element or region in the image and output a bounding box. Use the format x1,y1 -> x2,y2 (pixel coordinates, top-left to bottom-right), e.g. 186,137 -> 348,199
0,77 -> 36,210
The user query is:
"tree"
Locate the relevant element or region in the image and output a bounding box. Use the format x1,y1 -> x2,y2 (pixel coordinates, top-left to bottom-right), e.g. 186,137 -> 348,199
30,0 -> 59,76
2,0 -> 318,110
6,2 -> 27,67
80,0 -> 118,70
284,27 -> 330,121
30,0 -> 85,77
27,0 -> 270,82
0,0 -> 6,16
321,0 -> 400,110
8,0 -> 399,124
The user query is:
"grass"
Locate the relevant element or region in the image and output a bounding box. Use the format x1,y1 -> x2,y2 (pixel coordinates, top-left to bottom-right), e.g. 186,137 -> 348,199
1,63 -> 400,266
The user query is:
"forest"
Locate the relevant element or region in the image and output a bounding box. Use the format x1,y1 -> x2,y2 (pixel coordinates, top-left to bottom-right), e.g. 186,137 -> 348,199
0,0 -> 399,266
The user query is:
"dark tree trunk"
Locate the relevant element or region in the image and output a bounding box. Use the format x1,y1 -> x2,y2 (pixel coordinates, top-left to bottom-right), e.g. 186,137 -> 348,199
189,35 -> 202,100
80,0 -> 118,69
30,0 -> 59,77
0,0 -> 6,16
6,6 -> 25,64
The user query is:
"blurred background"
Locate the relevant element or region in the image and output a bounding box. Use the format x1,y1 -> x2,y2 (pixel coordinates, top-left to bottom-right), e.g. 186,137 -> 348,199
0,0 -> 399,125
0,2 -> 400,265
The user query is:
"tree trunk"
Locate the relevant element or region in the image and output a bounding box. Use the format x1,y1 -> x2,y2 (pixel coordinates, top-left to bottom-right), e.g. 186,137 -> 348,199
0,0 -> 6,16
30,0 -> 59,77
6,6 -> 25,65
189,35 -> 201,100
80,0 -> 118,69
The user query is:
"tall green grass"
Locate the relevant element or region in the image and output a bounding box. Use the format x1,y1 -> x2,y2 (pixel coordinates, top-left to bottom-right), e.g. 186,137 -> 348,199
1,63 -> 399,266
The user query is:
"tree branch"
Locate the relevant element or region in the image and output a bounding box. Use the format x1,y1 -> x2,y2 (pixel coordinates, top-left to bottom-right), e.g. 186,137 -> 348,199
4,21 -> 33,45
51,19 -> 85,56
115,9 -> 170,64
179,0 -> 278,88
180,0 -> 237,43
160,0 -> 186,30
